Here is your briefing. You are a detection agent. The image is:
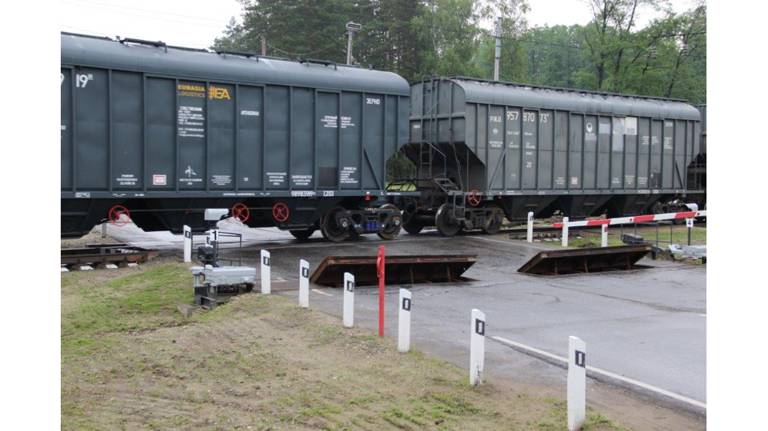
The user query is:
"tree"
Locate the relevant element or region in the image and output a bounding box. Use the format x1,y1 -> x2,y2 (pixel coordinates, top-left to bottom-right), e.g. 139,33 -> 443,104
211,0 -> 705,102
213,0 -> 361,62
580,0 -> 660,90
474,0 -> 529,81
518,25 -> 588,87
413,0 -> 485,78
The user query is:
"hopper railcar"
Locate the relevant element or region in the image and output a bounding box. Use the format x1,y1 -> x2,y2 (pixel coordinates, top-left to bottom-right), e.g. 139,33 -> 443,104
397,77 -> 705,236
61,32 -> 411,241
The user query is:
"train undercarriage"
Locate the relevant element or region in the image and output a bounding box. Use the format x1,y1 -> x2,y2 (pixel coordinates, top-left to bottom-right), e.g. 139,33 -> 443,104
397,190 -> 706,237
61,197 -> 402,242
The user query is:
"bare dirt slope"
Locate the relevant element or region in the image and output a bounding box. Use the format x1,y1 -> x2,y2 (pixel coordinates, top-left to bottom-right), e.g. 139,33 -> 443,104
62,261 -> 623,430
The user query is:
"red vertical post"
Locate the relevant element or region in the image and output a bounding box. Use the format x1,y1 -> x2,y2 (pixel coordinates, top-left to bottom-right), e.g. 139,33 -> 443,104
377,245 -> 386,337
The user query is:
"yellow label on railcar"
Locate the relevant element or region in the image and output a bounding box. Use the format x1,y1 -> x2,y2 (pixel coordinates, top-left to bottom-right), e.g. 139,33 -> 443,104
208,86 -> 231,100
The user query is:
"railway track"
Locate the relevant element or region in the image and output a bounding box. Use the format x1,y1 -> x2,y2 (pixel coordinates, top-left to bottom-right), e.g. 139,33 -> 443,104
61,244 -> 158,271
504,220 -> 706,241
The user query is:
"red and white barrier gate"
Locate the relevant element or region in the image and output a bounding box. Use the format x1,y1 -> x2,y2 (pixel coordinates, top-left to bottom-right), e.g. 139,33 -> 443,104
555,210 -> 706,248
553,210 -> 706,229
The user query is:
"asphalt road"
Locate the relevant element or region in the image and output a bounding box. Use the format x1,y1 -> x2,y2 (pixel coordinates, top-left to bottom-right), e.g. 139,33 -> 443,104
253,231 -> 707,407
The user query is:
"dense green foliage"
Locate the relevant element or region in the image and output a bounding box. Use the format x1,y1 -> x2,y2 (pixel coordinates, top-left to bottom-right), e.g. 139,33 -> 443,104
214,0 -> 705,103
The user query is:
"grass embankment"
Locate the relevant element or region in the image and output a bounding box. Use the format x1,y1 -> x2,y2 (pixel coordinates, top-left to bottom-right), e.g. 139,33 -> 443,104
563,225 -> 706,249
62,262 -> 625,430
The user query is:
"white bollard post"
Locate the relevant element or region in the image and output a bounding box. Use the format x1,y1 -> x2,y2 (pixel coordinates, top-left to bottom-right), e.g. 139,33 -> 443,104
526,211 -> 534,243
567,336 -> 587,431
686,218 -> 694,246
561,217 -> 569,247
469,308 -> 486,385
398,289 -> 412,352
601,224 -> 608,248
260,250 -> 271,294
183,225 -> 192,263
343,272 -> 355,328
299,259 -> 309,308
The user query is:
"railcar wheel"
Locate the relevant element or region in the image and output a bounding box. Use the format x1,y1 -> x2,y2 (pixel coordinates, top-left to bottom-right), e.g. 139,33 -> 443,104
482,209 -> 503,234
435,203 -> 462,237
289,228 -> 315,241
320,207 -> 350,242
377,204 -> 402,240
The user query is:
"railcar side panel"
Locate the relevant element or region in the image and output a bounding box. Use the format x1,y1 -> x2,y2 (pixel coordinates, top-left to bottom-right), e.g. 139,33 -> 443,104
650,120 -> 663,189
317,91 -> 339,188
236,85 -> 263,190
554,111 -> 568,190
505,108 -> 521,189
61,69 -> 73,190
111,71 -> 143,190
291,87 -> 314,189
208,83 -> 236,190
597,117 -> 610,189
568,114 -> 582,189
522,110 -> 537,189
76,67 -> 109,190
637,118 -> 650,188
537,110 -> 553,189
340,92 -> 361,189
583,115 -> 597,189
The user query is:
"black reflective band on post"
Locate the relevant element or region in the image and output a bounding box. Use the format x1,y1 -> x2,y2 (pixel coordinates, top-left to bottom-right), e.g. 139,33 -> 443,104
184,230 -> 191,238
263,256 -> 270,266
346,280 -> 355,292
475,319 -> 485,336
402,297 -> 411,311
301,267 -> 309,278
575,350 -> 586,368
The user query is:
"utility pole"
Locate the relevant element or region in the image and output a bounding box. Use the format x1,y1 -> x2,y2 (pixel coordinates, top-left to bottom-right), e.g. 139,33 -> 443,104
493,17 -> 502,81
260,35 -> 267,56
346,21 -> 361,65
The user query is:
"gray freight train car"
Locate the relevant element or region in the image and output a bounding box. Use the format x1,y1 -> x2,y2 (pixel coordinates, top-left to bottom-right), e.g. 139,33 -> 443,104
61,33 -> 410,241
687,105 -> 706,191
399,77 -> 704,236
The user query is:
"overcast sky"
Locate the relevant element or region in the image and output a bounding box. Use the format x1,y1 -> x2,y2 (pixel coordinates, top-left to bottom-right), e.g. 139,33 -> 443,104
61,0 -> 700,49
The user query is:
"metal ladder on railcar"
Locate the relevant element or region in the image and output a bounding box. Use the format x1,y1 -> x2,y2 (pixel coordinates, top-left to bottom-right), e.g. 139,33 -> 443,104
422,77 -> 467,221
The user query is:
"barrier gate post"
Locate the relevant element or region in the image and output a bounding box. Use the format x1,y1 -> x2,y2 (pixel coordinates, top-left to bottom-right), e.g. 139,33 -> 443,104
299,259 -> 309,308
398,289 -> 412,352
601,224 -> 608,248
183,225 -> 192,263
561,217 -> 570,247
469,309 -> 486,385
343,272 -> 355,328
260,250 -> 271,294
526,211 -> 534,243
568,336 -> 587,431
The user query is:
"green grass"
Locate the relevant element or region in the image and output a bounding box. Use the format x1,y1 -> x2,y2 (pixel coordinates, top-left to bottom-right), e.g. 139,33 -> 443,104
533,399 -> 628,431
61,263 -> 193,359
62,262 -> 629,430
563,225 -> 706,249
